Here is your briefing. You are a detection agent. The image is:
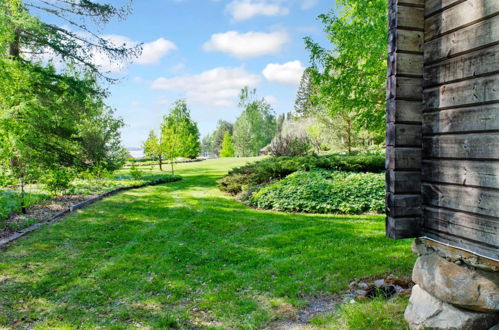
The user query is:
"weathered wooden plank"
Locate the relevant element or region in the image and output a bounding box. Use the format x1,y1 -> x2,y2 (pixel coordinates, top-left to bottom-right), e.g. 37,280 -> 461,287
425,15 -> 499,63
422,159 -> 499,189
425,0 -> 499,41
387,123 -> 422,147
423,75 -> 499,110
387,99 -> 423,123
424,206 -> 498,237
387,146 -> 422,170
387,216 -> 423,239
396,5 -> 425,29
423,133 -> 499,159
387,192 -> 422,217
391,29 -> 424,53
425,0 -> 466,18
387,170 -> 422,193
387,76 -> 423,100
389,52 -> 424,76
422,183 -> 499,218
424,44 -> 499,87
400,0 -> 425,6
422,104 -> 499,135
423,229 -> 499,260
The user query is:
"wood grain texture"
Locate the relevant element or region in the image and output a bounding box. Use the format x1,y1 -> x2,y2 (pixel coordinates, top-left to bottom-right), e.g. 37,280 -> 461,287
423,229 -> 499,260
422,183 -> 499,218
423,133 -> 499,159
387,123 -> 422,147
424,15 -> 499,63
422,159 -> 499,189
425,0 -> 499,41
389,52 -> 424,76
388,76 -> 423,100
387,146 -> 422,170
387,170 -> 422,193
387,192 -> 422,217
422,104 -> 499,135
387,99 -> 423,123
423,75 -> 499,110
424,44 -> 499,87
387,216 -> 423,239
424,206 -> 499,238
389,29 -> 424,54
396,5 -> 425,29
425,0 -> 464,17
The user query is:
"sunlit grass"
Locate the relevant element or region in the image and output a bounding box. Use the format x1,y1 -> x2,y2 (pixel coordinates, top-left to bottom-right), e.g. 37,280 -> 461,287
0,158 -> 415,328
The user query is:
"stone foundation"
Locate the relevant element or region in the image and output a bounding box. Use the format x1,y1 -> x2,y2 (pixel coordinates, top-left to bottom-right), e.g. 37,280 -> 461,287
405,239 -> 499,330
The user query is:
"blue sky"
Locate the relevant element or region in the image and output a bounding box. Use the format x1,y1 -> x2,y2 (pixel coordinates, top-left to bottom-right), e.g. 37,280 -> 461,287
93,0 -> 334,148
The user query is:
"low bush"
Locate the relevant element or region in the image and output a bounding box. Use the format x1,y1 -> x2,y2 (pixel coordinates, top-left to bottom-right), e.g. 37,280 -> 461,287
42,168 -> 75,195
218,153 -> 384,195
269,135 -> 312,157
250,170 -> 385,214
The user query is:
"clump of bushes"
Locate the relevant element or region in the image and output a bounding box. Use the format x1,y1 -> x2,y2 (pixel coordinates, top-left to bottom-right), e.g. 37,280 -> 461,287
218,153 -> 384,195
269,135 -> 312,157
250,170 -> 385,214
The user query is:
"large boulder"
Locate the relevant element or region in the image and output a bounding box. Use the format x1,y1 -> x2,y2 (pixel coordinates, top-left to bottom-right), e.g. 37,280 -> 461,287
413,254 -> 499,312
405,285 -> 499,330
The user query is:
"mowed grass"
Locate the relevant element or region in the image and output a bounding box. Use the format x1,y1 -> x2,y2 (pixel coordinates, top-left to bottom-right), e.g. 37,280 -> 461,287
0,158 -> 415,329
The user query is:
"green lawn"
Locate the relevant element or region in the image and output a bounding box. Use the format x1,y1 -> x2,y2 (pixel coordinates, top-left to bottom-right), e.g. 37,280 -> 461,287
0,158 -> 415,329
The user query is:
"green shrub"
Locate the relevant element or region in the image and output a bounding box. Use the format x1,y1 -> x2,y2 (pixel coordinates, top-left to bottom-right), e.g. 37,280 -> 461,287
269,135 -> 312,156
250,170 -> 385,214
42,168 -> 74,195
218,153 -> 384,195
129,163 -> 144,180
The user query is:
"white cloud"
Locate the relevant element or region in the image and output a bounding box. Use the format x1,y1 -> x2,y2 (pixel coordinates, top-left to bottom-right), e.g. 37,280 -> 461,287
97,35 -> 176,70
203,31 -> 288,58
151,67 -> 261,108
136,38 -> 177,64
156,96 -> 171,106
226,0 -> 289,22
264,95 -> 278,104
262,60 -> 305,85
301,0 -> 318,10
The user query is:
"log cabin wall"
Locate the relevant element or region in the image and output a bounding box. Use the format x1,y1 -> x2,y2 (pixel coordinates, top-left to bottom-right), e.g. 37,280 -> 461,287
386,0 -> 499,261
421,0 -> 499,261
386,0 -> 425,238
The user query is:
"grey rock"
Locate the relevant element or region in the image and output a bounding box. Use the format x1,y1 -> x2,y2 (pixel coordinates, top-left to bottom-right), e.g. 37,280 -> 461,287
405,285 -> 499,330
358,282 -> 369,290
373,279 -> 384,287
413,254 -> 499,312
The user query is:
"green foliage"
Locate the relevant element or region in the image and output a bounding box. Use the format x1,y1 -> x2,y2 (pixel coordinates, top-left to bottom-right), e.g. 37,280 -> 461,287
294,69 -> 315,117
0,158 -> 415,328
233,88 -> 276,157
161,100 -> 201,162
210,120 -> 234,156
42,168 -> 74,195
128,163 -> 144,180
1,0 -> 139,75
218,154 -> 385,195
251,170 -> 385,214
312,297 -> 409,329
269,135 -> 312,157
220,131 -> 235,158
305,0 -> 388,150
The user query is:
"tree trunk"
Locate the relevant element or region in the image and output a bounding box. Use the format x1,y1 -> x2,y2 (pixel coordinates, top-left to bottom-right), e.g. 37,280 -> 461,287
159,155 -> 163,171
20,174 -> 26,214
9,29 -> 20,58
346,119 -> 352,154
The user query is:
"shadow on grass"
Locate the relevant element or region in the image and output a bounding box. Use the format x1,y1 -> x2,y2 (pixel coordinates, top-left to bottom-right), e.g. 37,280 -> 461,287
0,172 -> 415,328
